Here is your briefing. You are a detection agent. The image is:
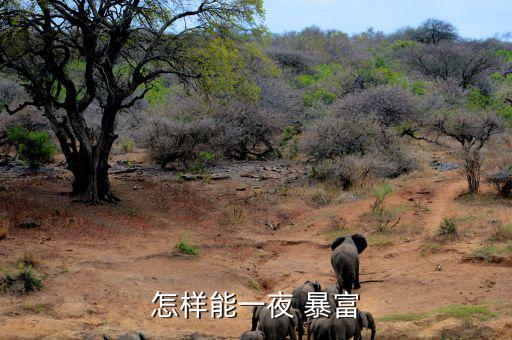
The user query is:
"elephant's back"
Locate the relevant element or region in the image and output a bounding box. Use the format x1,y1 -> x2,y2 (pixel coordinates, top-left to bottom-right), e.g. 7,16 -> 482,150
331,243 -> 358,269
257,309 -> 289,340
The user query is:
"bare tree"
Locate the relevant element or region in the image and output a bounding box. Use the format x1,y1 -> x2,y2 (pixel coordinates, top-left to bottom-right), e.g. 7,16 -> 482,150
432,111 -> 503,194
0,0 -> 263,203
407,42 -> 499,89
414,18 -> 458,44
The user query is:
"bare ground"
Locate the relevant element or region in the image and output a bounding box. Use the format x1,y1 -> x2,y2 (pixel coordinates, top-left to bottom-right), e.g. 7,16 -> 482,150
0,153 -> 512,339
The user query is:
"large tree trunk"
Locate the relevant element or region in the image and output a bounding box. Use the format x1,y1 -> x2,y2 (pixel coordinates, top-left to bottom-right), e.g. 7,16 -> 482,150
45,108 -> 118,204
82,139 -> 118,204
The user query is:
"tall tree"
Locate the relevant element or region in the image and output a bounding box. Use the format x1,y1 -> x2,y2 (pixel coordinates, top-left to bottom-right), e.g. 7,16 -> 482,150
0,0 -> 264,203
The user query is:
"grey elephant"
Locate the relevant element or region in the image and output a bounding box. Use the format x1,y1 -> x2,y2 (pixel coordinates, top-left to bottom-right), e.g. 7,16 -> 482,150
240,330 -> 265,340
307,316 -> 329,340
292,280 -> 322,338
323,283 -> 339,295
329,311 -> 376,340
252,305 -> 303,340
330,234 -> 367,294
118,332 -> 146,340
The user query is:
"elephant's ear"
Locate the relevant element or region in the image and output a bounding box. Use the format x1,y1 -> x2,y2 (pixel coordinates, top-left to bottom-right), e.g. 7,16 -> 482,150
351,234 -> 368,253
331,237 -> 345,251
366,312 -> 376,330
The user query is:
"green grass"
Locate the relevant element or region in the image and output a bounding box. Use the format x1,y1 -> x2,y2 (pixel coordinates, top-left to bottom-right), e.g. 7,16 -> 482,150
470,242 -> 512,262
175,239 -> 199,256
367,234 -> 394,248
436,304 -> 495,320
380,312 -> 428,322
22,303 -> 48,313
381,304 -> 496,323
420,242 -> 441,256
490,223 -> 512,242
247,278 -> 262,291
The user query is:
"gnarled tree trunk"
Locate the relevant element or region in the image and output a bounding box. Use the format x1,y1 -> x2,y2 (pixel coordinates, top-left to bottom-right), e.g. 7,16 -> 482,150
45,106 -> 118,204
465,148 -> 481,194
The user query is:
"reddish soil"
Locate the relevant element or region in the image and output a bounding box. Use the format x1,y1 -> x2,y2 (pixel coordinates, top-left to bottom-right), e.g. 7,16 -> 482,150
0,152 -> 511,339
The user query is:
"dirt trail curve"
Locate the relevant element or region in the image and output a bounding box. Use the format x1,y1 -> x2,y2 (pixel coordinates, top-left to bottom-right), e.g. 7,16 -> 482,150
422,177 -> 467,233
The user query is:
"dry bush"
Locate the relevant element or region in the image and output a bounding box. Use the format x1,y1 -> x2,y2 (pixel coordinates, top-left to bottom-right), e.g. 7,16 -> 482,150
331,85 -> 419,126
214,105 -> 283,160
304,115 -> 419,188
144,117 -> 216,169
487,168 -> 512,198
303,115 -> 382,161
0,109 -> 49,134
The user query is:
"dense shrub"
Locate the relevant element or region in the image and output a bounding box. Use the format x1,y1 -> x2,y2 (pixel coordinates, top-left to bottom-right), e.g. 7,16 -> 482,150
304,113 -> 418,187
487,168 -> 512,197
214,107 -> 282,160
6,127 -> 56,168
0,264 -> 42,295
331,85 -> 419,126
303,115 -> 382,161
144,118 -> 216,169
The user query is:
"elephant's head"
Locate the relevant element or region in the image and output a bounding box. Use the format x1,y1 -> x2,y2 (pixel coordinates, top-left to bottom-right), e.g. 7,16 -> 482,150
358,311 -> 376,340
305,280 -> 322,292
330,234 -> 367,253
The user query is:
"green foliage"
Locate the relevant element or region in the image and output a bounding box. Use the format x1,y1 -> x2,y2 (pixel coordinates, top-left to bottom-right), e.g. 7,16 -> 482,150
145,78 -> 173,107
439,218 -> 457,236
1,264 -> 42,295
303,88 -> 336,106
296,64 -> 340,88
175,239 -> 199,256
120,138 -> 135,153
467,89 -> 492,110
190,151 -> 215,174
192,38 -> 276,103
6,126 -> 57,168
372,182 -> 393,202
411,81 -> 426,95
280,126 -> 298,144
375,66 -> 407,87
497,49 -> 512,62
371,183 -> 399,233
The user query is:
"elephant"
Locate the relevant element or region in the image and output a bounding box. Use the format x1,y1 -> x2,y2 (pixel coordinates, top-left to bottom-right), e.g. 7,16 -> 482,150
118,332 -> 147,340
328,311 -> 376,340
330,234 -> 367,294
307,316 -> 329,340
292,280 -> 322,338
240,330 -> 265,340
252,305 -> 303,340
323,283 -> 339,295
